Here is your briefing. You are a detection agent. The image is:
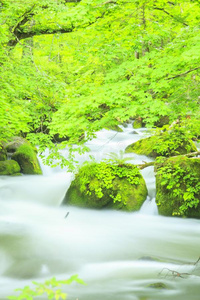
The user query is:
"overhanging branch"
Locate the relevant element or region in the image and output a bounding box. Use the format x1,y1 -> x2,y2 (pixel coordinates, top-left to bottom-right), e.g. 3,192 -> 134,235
153,6 -> 188,26
138,151 -> 200,169
167,67 -> 200,80
8,7 -> 106,47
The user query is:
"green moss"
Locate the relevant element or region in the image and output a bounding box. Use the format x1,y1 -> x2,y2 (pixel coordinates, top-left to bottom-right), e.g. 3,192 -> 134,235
4,137 -> 29,153
155,156 -> 200,218
105,125 -> 123,132
0,145 -> 7,161
133,119 -> 143,129
125,136 -> 158,157
154,115 -> 169,127
125,127 -> 197,157
147,282 -> 168,289
0,160 -> 21,175
63,162 -> 148,211
12,144 -> 42,175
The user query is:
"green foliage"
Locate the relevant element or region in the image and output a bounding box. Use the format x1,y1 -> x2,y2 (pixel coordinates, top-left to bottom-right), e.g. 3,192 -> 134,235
65,158 -> 147,211
156,156 -> 200,216
7,275 -> 85,300
104,150 -> 134,165
0,0 -> 200,167
125,125 -> 197,158
180,117 -> 200,141
152,124 -> 197,156
78,160 -> 141,204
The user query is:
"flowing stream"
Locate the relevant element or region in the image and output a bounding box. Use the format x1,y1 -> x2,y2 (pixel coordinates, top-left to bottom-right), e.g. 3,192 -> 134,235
0,126 -> 200,300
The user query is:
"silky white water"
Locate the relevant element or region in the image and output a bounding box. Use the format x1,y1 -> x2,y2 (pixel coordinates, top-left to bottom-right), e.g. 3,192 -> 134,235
0,127 -> 200,300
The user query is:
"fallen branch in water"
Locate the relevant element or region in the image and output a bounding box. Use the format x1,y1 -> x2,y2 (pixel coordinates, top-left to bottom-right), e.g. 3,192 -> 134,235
194,257 -> 200,265
158,257 -> 200,279
158,268 -> 190,279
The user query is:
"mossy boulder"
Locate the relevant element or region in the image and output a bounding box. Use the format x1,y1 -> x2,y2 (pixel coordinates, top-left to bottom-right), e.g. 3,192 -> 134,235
0,160 -> 21,175
105,125 -> 123,132
154,115 -> 169,128
4,136 -> 35,153
125,127 -> 197,158
12,143 -> 42,175
133,118 -> 144,129
0,145 -> 7,161
63,162 -> 148,211
147,282 -> 168,289
155,156 -> 200,218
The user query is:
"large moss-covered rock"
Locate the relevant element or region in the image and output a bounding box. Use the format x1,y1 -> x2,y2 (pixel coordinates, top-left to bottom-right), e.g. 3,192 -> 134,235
125,128 -> 197,158
154,115 -> 169,128
105,125 -> 123,132
133,118 -> 144,129
4,137 -> 31,153
0,160 -> 21,175
63,162 -> 148,211
0,145 -> 7,161
12,143 -> 42,175
155,156 -> 200,218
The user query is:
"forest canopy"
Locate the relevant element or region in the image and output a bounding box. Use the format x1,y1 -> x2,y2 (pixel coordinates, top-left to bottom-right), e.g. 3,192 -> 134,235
0,0 -> 200,167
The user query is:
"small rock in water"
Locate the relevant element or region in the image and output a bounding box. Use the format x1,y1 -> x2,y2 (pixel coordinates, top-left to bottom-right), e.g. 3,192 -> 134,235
147,282 -> 168,289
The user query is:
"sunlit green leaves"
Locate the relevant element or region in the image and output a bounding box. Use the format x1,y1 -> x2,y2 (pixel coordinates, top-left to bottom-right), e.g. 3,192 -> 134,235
8,275 -> 85,300
0,0 -> 200,166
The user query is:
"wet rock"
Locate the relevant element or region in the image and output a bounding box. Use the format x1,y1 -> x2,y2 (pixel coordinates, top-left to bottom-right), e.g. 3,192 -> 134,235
147,282 -> 168,289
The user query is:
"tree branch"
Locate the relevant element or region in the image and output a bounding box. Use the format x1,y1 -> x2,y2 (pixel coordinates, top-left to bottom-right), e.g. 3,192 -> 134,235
95,0 -> 117,7
12,5 -> 36,35
8,5 -> 37,46
153,6 -> 188,26
8,8 -> 106,47
138,151 -> 200,169
167,67 -> 200,80
138,161 -> 154,169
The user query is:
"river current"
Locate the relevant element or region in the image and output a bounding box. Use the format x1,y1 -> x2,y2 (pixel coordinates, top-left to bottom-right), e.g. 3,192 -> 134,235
0,126 -> 200,300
